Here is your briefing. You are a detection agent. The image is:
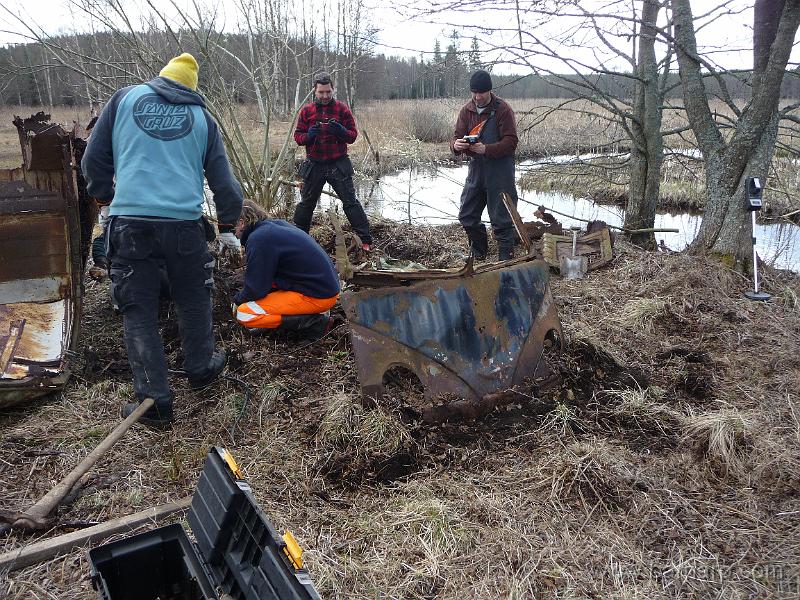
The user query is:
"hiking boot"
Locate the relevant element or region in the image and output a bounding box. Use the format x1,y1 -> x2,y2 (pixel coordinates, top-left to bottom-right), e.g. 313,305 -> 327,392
187,350 -> 228,390
280,312 -> 333,341
121,400 -> 173,429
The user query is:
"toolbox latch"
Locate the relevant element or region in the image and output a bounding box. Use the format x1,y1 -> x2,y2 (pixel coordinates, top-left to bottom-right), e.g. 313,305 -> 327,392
220,448 -> 244,479
282,531 -> 304,569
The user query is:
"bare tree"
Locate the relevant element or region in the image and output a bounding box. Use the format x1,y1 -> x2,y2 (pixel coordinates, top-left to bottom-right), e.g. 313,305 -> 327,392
0,0 -> 329,208
401,0 -> 679,245
673,0 -> 800,269
624,0 -> 667,248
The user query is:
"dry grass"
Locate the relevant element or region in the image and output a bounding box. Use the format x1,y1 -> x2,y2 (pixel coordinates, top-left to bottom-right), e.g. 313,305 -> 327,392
613,297 -> 669,333
315,392 -> 415,481
682,409 -> 755,478
1,221 -> 799,599
608,387 -> 686,437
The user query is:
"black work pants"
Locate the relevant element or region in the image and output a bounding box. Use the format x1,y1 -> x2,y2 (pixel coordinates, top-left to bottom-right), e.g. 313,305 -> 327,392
108,217 -> 215,409
458,159 -> 516,254
294,158 -> 372,243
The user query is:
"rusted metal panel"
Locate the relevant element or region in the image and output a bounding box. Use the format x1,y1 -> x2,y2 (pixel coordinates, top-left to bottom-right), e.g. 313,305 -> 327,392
0,181 -> 65,214
0,167 -> 24,182
13,112 -> 67,172
501,192 -> 532,256
0,213 -> 68,284
342,259 -> 562,421
348,257 -> 475,288
0,114 -> 88,409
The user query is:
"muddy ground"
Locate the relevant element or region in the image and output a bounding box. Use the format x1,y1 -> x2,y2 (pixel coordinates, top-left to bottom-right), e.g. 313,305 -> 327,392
1,218 -> 799,599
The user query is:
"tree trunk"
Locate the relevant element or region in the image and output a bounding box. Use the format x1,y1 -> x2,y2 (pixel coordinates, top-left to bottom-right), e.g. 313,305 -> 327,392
624,0 -> 663,249
706,112 -> 780,269
672,0 -> 800,271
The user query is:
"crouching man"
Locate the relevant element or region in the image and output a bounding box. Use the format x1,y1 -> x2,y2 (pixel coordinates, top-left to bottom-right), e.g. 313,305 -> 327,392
233,200 -> 340,339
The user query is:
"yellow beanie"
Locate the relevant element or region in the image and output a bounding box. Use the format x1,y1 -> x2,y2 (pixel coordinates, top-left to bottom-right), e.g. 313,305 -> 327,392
159,53 -> 199,90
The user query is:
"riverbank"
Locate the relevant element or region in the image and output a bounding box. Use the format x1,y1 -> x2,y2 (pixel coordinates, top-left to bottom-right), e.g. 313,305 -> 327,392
517,152 -> 800,219
1,218 -> 798,598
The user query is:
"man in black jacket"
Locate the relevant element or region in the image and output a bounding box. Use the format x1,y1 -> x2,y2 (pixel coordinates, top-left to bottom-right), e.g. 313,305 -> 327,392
233,201 -> 340,339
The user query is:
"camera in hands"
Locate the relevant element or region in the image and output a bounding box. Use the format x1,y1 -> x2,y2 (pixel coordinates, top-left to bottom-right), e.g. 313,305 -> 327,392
463,134 -> 480,143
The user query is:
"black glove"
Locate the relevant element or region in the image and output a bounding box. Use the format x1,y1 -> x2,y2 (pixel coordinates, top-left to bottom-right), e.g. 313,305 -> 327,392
329,120 -> 348,139
306,124 -> 320,142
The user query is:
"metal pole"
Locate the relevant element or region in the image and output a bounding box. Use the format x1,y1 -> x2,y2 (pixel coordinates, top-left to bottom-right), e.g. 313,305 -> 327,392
751,210 -> 759,294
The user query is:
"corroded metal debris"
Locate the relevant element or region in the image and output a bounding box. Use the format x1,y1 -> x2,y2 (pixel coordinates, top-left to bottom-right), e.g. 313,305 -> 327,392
342,259 -> 562,422
542,227 -> 614,272
0,114 -> 91,408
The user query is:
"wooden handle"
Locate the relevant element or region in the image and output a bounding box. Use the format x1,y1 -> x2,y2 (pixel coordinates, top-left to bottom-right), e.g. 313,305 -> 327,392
13,398 -> 156,530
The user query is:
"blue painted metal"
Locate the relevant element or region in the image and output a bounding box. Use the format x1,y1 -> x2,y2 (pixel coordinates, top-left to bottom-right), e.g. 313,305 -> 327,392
342,259 -> 562,409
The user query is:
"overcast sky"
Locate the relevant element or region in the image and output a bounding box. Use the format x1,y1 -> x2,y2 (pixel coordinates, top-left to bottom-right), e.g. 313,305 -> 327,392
0,0 -> 778,74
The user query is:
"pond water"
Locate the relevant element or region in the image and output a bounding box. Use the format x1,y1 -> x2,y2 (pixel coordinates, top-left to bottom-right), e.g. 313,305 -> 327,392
339,159 -> 800,273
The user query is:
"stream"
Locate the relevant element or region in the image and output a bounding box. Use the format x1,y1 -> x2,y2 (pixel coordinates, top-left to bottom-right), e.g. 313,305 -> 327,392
343,159 -> 800,273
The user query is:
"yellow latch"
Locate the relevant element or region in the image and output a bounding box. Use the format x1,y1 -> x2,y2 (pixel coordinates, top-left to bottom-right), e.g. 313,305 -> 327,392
282,531 -> 304,569
220,448 -> 244,480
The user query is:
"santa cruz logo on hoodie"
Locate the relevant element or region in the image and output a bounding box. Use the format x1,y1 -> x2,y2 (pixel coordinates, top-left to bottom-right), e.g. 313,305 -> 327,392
132,93 -> 194,140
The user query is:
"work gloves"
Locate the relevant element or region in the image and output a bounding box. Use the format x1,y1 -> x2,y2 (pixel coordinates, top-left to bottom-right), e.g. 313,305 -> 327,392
329,120 -> 348,139
306,124 -> 319,142
218,232 -> 241,252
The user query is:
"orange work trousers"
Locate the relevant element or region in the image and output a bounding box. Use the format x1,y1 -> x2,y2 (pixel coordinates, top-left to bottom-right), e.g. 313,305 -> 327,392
235,290 -> 338,329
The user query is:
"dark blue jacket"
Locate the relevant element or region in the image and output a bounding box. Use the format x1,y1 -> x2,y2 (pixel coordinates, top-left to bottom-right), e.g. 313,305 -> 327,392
82,76 -> 243,227
234,220 -> 340,304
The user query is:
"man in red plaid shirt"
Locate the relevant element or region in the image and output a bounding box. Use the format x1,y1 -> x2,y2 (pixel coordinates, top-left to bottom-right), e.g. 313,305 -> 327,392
293,71 -> 372,249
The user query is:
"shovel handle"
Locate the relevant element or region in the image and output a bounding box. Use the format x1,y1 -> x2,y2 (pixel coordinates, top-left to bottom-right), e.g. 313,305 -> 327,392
15,398 -> 155,529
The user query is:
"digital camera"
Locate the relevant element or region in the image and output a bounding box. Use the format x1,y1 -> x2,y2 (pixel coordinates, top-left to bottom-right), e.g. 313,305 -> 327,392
463,134 -> 480,143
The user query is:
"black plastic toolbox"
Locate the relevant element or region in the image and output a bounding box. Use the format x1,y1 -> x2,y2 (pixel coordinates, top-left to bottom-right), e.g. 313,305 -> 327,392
89,447 -> 321,600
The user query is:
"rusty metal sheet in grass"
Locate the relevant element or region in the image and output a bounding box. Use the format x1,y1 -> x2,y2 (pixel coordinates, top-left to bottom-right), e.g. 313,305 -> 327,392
0,114 -> 88,409
342,259 -> 562,418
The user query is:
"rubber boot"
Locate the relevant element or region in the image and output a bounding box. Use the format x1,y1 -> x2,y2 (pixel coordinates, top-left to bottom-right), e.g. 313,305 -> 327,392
188,350 -> 228,390
498,245 -> 514,261
465,225 -> 489,261
279,312 -> 332,341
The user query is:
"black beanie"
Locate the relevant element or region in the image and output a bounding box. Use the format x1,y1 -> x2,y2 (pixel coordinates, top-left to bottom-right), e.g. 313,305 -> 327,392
469,70 -> 492,93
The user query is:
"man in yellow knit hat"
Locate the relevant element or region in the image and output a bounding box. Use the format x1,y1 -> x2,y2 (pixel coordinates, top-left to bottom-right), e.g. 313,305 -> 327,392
82,52 -> 243,427
159,53 -> 200,90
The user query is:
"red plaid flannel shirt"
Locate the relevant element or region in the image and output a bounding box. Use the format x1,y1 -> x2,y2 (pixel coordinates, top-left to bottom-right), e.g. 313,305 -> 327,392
294,100 -> 357,162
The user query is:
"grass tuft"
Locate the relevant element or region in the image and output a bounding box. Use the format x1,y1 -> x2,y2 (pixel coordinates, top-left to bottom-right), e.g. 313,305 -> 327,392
315,392 -> 415,481
683,409 -> 755,477
613,297 -> 668,333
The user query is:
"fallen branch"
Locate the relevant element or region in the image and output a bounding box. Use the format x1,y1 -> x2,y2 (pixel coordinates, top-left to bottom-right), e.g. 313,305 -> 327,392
520,196 -> 678,233
278,178 -> 339,199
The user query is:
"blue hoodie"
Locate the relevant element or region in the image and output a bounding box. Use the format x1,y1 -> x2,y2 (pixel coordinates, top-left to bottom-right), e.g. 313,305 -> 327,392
234,220 -> 340,304
82,76 -> 242,227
